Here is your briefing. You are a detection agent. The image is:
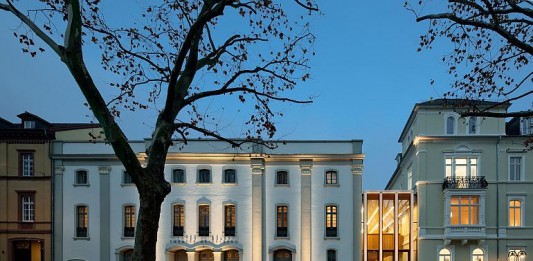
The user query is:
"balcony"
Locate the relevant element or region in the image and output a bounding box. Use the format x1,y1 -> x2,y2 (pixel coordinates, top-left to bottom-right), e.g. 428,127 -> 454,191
442,176 -> 488,190
445,225 -> 486,240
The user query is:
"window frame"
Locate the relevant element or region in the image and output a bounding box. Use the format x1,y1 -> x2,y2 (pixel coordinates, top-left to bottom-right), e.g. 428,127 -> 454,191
439,248 -> 452,261
324,170 -> 339,186
276,204 -> 289,239
23,120 -> 36,129
172,204 -> 185,237
197,168 -> 212,184
172,168 -> 186,184
123,205 -> 136,238
75,205 -> 89,239
224,204 -> 237,236
19,151 -> 35,177
450,195 -> 480,225
445,114 -> 457,135
275,170 -> 289,187
467,117 -> 479,135
444,155 -> 480,178
325,204 -> 338,239
508,155 -> 525,182
74,169 -> 89,186
122,171 -> 134,186
223,169 -> 237,184
327,249 -> 337,261
444,190 -> 486,228
471,247 -> 485,261
19,192 -> 35,223
508,196 -> 525,228
198,204 -> 210,236
407,165 -> 413,190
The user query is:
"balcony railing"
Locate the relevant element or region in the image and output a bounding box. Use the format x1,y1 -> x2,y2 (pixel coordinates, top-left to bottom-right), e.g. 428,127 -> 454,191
198,226 -> 210,236
442,176 -> 488,190
445,225 -> 486,239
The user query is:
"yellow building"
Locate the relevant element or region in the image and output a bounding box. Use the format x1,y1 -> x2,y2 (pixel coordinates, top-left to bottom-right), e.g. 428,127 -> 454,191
0,112 -> 100,261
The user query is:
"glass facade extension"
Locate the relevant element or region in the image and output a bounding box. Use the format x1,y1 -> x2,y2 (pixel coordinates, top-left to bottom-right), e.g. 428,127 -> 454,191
363,192 -> 415,261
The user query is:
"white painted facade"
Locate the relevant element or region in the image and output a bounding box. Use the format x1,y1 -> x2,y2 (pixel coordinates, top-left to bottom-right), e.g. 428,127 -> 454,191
53,139 -> 364,261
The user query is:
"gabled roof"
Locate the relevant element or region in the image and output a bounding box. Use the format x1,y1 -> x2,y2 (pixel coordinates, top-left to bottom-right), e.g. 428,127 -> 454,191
398,99 -> 510,142
17,111 -> 52,126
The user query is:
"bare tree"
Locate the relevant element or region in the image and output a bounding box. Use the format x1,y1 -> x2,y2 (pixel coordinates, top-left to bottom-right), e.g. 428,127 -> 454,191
0,0 -> 318,260
406,0 -> 532,118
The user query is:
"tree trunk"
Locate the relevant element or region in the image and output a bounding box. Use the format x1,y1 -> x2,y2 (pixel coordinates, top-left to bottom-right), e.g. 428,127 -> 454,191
132,168 -> 171,261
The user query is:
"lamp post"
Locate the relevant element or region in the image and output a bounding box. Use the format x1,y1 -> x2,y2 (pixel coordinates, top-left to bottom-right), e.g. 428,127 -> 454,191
508,250 -> 527,261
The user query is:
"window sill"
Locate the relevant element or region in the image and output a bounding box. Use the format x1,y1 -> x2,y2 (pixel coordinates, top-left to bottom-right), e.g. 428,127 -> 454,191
324,184 -> 340,188
121,183 -> 135,187
275,236 -> 290,240
73,184 -> 90,187
121,236 -> 135,240
171,183 -> 186,186
324,236 -> 340,240
222,183 -> 238,186
196,183 -> 212,186
274,184 -> 290,187
73,237 -> 90,241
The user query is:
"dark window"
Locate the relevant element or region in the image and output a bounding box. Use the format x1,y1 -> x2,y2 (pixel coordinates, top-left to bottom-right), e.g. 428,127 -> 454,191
327,249 -> 337,261
198,169 -> 211,183
446,116 -> 455,134
76,206 -> 88,237
325,205 -> 338,237
123,171 -> 133,184
325,171 -> 338,185
172,169 -> 185,183
224,169 -> 236,183
276,171 -> 288,185
173,205 -> 184,236
277,206 -> 288,237
199,205 -> 210,236
76,170 -> 88,185
124,206 -> 135,237
20,152 -> 34,177
469,117 -> 477,134
224,205 -> 236,236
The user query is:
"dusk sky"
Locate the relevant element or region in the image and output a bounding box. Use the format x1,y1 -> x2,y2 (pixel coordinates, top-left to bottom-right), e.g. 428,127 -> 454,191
1,1 -> 529,190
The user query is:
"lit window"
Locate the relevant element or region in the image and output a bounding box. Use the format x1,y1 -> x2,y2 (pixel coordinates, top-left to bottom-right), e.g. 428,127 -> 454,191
446,116 -> 456,135
224,169 -> 236,184
276,171 -> 288,185
224,205 -> 236,236
509,200 -> 522,227
327,249 -> 337,261
199,205 -> 210,236
124,205 -> 135,237
450,195 -> 479,225
173,205 -> 184,236
509,156 -> 523,181
472,248 -> 484,261
198,169 -> 211,183
123,171 -> 133,184
76,206 -> 88,237
20,152 -> 34,177
468,117 -> 477,134
277,206 -> 288,237
76,170 -> 88,185
445,156 -> 478,177
21,195 -> 35,222
325,171 -> 338,185
325,205 -> 338,238
439,248 -> 451,261
172,169 -> 185,183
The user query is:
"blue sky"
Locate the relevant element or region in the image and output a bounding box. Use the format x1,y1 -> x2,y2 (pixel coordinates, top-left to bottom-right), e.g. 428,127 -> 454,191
0,1 -> 528,190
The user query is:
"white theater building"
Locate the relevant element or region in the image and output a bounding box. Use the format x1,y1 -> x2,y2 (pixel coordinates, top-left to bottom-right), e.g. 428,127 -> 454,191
52,139 -> 364,261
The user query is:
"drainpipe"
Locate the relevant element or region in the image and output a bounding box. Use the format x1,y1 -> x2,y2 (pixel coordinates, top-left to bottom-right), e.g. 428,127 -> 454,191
496,135 -> 502,261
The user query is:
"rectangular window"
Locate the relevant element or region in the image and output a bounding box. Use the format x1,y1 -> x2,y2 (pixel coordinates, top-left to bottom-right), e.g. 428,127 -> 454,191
172,169 -> 185,183
276,171 -> 288,185
224,205 -> 236,236
445,156 -> 477,177
450,195 -> 479,225
199,205 -> 210,236
509,156 -> 523,181
23,121 -> 35,129
325,205 -> 338,237
76,206 -> 88,237
20,152 -> 34,177
198,169 -> 211,183
277,206 -> 288,237
21,195 -> 35,222
76,170 -> 88,185
509,200 -> 522,227
407,166 -> 413,190
327,250 -> 337,261
325,171 -> 338,185
224,169 -> 236,183
124,206 -> 135,237
173,205 -> 184,236
123,171 -> 133,184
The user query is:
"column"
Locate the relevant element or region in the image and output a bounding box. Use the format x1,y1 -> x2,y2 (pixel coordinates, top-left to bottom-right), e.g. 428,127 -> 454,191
213,251 -> 222,261
53,165 -> 64,261
99,165 -> 112,261
352,161 -> 363,261
300,159 -> 312,261
186,251 -> 196,261
251,158 -> 265,261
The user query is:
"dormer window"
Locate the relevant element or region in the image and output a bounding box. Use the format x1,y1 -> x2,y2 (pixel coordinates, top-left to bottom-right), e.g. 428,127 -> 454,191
23,121 -> 35,129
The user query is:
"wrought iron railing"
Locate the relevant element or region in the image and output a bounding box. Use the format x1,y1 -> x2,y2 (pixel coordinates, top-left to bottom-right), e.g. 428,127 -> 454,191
198,226 -> 210,236
442,176 -> 488,190
173,226 -> 184,237
224,227 -> 236,237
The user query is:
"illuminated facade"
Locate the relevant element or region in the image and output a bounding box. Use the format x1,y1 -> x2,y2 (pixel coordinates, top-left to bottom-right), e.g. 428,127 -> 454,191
386,99 -> 533,261
52,139 -> 364,261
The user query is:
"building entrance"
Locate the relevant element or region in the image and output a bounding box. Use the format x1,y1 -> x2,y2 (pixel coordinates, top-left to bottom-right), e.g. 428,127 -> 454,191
12,240 -> 43,261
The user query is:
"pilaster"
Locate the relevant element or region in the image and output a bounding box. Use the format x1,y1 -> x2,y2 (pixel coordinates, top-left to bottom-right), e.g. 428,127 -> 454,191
99,165 -> 111,261
251,158 -> 265,261
352,161 -> 363,261
300,159 -> 312,261
53,165 -> 64,261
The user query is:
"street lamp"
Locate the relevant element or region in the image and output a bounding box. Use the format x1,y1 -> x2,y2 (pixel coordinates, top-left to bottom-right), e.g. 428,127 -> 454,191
508,250 -> 527,261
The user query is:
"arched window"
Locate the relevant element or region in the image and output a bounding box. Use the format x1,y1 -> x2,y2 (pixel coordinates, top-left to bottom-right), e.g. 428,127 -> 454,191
509,200 -> 522,227
173,204 -> 184,236
224,169 -> 236,183
198,205 -> 210,236
327,249 -> 337,261
472,248 -> 484,261
325,170 -> 338,185
276,171 -> 288,185
172,169 -> 185,183
439,248 -> 451,261
447,116 -> 456,134
198,169 -> 211,183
